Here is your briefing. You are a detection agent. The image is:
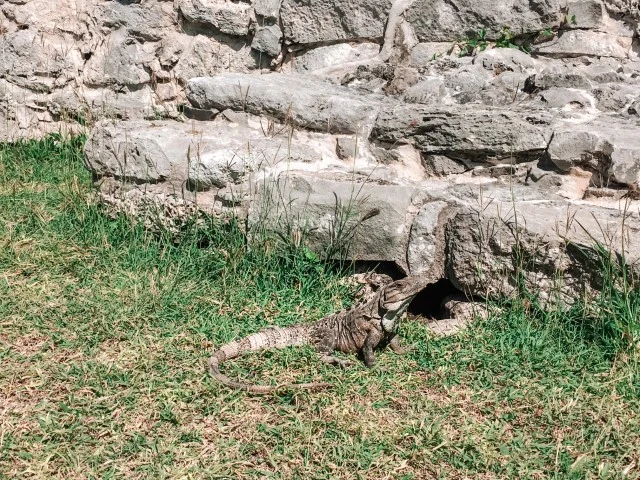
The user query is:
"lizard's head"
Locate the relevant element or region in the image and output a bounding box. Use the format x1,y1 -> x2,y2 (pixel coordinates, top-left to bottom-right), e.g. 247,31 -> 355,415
382,275 -> 428,303
379,275 -> 430,332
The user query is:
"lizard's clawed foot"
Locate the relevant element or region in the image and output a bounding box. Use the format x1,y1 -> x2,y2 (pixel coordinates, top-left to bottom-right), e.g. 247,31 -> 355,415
388,336 -> 413,355
390,344 -> 414,355
319,355 -> 355,369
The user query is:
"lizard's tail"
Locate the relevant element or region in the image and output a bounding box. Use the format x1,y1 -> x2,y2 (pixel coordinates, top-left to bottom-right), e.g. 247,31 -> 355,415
208,325 -> 331,394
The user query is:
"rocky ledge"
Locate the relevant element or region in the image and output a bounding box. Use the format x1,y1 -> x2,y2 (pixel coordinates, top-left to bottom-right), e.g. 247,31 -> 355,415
84,69 -> 640,305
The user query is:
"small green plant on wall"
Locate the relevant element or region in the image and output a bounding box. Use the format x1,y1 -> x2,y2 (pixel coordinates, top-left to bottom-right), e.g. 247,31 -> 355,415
494,26 -> 518,49
458,26 -> 529,57
458,15 -> 577,57
458,27 -> 489,56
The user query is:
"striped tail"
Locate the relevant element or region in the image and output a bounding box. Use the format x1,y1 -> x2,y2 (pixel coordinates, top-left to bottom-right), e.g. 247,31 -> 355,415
208,325 -> 330,394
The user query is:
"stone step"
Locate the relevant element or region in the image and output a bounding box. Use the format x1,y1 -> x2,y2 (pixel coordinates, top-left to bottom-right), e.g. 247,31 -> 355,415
186,73 -> 392,135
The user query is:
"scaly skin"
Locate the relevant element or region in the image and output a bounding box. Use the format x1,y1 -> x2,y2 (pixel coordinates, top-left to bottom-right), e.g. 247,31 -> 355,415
208,274 -> 430,394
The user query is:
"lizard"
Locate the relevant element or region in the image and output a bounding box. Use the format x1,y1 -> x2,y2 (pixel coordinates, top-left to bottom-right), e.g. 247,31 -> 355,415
208,273 -> 431,394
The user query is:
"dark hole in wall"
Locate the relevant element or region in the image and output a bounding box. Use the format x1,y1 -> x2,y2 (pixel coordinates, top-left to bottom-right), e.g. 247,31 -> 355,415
348,260 -> 405,279
408,278 -> 461,319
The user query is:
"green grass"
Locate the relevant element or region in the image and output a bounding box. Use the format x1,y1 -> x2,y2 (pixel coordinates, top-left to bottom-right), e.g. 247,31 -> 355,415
1,135 -> 639,479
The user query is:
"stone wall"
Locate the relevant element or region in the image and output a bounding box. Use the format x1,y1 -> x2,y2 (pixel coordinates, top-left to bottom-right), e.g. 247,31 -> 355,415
3,0 -> 640,303
1,0 -> 638,139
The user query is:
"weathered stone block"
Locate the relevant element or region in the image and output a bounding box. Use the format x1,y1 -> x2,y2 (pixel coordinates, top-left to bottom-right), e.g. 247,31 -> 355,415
187,73 -> 390,134
251,24 -> 283,56
372,105 -> 552,163
179,0 -> 254,36
280,0 -> 391,45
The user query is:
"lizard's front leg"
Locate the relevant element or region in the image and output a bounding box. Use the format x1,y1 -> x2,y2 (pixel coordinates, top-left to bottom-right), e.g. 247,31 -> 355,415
361,329 -> 383,368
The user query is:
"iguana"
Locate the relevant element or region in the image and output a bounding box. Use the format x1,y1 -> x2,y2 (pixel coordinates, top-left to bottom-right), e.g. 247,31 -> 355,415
208,273 -> 430,394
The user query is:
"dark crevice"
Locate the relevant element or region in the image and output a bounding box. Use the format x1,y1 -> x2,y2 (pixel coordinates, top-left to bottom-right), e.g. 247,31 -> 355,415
179,104 -> 218,121
93,173 -> 166,186
346,260 -> 405,279
284,36 -> 382,53
408,277 -> 462,319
